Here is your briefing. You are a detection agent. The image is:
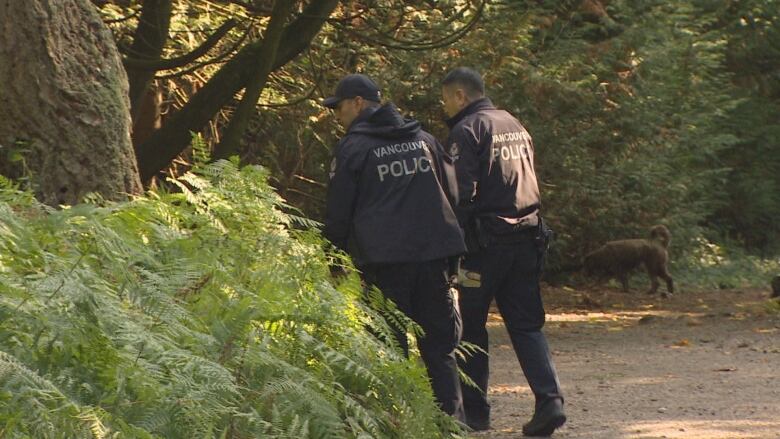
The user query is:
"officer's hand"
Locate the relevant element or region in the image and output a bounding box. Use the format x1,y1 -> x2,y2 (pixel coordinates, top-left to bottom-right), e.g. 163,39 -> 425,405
447,255 -> 462,286
323,241 -> 351,283
329,263 -> 349,282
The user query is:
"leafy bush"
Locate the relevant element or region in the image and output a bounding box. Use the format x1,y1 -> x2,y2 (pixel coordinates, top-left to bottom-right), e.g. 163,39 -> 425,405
673,237 -> 780,290
0,162 -> 461,438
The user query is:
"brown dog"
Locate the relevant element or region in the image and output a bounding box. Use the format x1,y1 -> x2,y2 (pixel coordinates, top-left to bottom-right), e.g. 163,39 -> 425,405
584,225 -> 674,295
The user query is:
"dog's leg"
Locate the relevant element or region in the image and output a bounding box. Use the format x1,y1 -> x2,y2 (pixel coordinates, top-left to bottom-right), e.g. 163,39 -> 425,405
644,263 -> 659,294
619,274 -> 630,292
647,275 -> 659,295
661,269 -> 674,295
592,275 -> 607,292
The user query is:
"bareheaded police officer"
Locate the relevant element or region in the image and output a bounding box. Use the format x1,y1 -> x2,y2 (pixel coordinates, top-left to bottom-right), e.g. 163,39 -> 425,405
322,74 -> 467,421
441,67 -> 566,436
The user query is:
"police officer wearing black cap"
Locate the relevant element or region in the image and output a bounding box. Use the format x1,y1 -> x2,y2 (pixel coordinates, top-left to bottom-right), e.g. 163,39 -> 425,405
322,74 -> 467,421
441,67 -> 566,436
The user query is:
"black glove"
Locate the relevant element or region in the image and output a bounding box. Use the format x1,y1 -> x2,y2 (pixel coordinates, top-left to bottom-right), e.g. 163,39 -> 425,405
447,255 -> 462,286
329,263 -> 348,281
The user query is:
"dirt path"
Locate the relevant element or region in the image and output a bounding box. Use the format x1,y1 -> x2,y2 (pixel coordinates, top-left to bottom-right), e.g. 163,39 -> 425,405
472,287 -> 780,438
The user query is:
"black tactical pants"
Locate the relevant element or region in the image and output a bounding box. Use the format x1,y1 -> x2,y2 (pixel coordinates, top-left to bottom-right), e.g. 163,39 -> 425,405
458,233 -> 563,425
362,258 -> 465,422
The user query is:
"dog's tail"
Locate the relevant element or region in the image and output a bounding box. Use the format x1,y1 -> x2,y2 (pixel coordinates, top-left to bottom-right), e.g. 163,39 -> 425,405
650,225 -> 671,249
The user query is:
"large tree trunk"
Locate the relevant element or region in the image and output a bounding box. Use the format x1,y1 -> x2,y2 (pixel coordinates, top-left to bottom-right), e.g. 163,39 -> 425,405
0,0 -> 142,206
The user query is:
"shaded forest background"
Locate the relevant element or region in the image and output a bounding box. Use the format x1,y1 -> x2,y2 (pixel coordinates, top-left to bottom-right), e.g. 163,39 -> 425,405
128,0 -> 778,284
3,0 -> 780,278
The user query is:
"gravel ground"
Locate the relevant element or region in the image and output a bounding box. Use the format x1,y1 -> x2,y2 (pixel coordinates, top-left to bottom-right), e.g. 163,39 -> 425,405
471,286 -> 780,439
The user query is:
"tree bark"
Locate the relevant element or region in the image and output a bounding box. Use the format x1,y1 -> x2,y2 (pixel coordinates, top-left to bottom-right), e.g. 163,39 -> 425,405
135,0 -> 340,182
0,0 -> 142,205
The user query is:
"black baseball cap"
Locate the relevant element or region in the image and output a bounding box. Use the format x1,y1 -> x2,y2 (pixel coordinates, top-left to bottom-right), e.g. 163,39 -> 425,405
322,74 -> 382,108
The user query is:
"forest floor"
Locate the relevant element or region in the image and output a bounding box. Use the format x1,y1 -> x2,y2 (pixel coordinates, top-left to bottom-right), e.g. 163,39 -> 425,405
471,284 -> 780,439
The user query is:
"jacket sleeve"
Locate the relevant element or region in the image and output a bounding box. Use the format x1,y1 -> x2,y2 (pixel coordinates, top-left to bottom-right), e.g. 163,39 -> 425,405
427,135 -> 460,207
448,125 -> 481,227
323,139 -> 362,251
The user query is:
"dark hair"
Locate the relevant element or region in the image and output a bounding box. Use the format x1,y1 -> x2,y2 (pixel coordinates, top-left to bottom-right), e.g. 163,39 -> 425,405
442,67 -> 485,99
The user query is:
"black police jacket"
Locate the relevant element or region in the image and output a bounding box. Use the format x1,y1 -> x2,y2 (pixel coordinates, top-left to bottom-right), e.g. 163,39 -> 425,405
445,97 -> 541,243
324,103 -> 466,265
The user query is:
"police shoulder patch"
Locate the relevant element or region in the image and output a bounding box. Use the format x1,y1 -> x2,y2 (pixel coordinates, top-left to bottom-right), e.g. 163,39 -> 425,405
449,142 -> 460,161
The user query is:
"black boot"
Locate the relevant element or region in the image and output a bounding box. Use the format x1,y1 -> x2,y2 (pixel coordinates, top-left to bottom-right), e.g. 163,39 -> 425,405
522,398 -> 566,437
466,416 -> 491,432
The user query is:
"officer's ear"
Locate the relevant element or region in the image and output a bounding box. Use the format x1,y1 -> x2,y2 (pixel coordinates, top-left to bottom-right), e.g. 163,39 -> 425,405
454,87 -> 470,106
354,96 -> 369,111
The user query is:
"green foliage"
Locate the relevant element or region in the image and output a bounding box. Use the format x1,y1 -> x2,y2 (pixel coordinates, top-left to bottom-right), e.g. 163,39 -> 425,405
708,0 -> 780,252
470,1 -> 738,270
95,1 -> 780,283
227,0 -> 780,277
765,297 -> 780,315
341,0 -> 779,271
673,237 -> 780,290
0,161 -> 462,438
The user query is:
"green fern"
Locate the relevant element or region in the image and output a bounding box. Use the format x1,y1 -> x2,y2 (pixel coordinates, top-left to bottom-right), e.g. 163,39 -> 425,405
0,160 -> 462,438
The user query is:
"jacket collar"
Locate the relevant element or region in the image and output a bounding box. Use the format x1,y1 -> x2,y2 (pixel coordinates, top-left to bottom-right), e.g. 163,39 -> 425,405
346,106 -> 381,133
445,97 -> 495,128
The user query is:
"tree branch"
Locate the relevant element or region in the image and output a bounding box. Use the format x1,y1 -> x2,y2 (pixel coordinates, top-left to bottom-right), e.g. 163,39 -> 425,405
135,0 -> 341,183
214,0 -> 296,160
153,26 -> 251,80
123,18 -> 238,71
332,0 -> 487,51
125,0 -> 172,111
223,0 -> 273,15
103,8 -> 141,24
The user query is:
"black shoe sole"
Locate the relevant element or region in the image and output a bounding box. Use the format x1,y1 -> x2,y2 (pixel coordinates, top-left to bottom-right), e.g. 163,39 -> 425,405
522,413 -> 566,437
466,421 -> 491,432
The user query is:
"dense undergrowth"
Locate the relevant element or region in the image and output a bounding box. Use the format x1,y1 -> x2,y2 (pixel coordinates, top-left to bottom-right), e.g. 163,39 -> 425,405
0,161 -> 462,438
671,237 -> 780,291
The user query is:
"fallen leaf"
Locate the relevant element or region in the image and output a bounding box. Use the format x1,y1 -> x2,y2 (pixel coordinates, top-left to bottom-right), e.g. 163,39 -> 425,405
753,327 -> 777,333
672,339 -> 690,347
